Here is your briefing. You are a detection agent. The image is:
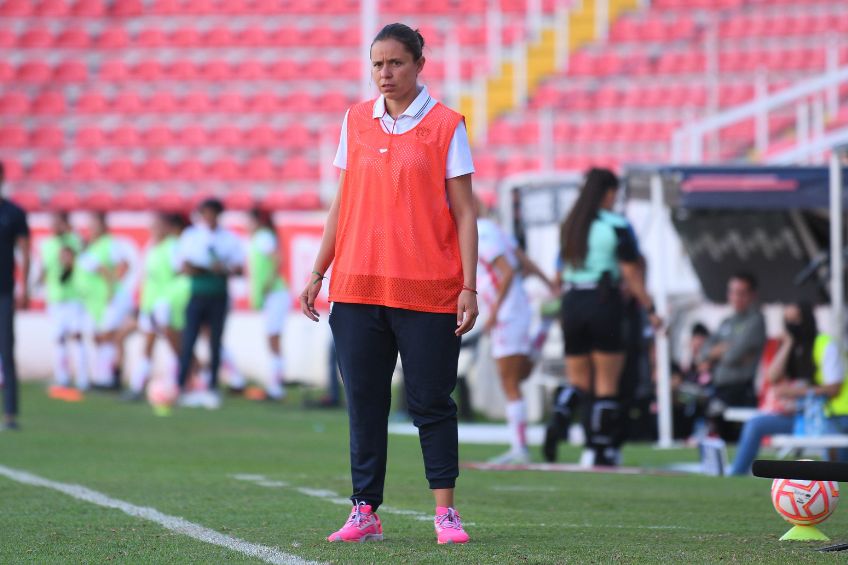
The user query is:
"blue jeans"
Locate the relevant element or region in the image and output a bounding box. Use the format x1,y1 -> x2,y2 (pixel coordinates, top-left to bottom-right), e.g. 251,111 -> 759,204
728,413 -> 793,476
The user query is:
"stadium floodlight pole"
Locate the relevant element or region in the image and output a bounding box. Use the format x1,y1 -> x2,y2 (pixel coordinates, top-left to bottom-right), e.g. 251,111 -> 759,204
650,172 -> 674,448
813,96 -> 826,162
829,146 -> 845,366
360,0 -> 378,102
513,41 -> 528,107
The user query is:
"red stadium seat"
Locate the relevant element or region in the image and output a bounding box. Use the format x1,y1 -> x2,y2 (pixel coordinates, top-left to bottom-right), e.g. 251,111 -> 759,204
174,159 -> 205,181
136,27 -> 168,47
31,126 -> 65,148
0,126 -> 27,148
35,0 -> 70,17
100,59 -> 129,81
76,91 -> 109,113
223,189 -> 256,211
104,158 -> 137,182
238,26 -> 270,47
233,60 -> 267,81
83,191 -> 117,211
244,125 -> 277,148
75,127 -> 107,147
31,159 -> 65,182
53,60 -> 88,82
113,91 -> 145,114
32,92 -> 66,115
147,91 -> 178,113
151,0 -> 181,14
48,191 -> 82,211
140,158 -> 173,181
0,30 -> 13,50
120,189 -> 152,211
2,160 -> 24,182
111,125 -> 140,146
249,92 -> 282,113
176,126 -> 207,147
70,159 -> 103,181
113,0 -> 145,16
55,28 -> 92,49
216,92 -> 246,113
0,92 -> 30,118
210,125 -> 242,147
170,26 -> 201,47
97,27 -> 129,49
72,0 -> 107,16
281,155 -> 318,180
243,157 -> 276,181
132,60 -> 165,81
17,61 -> 52,83
207,158 -> 241,181
152,191 -> 187,212
279,123 -> 315,149
204,26 -> 236,46
0,0 -> 33,16
142,125 -> 174,147
7,191 -> 42,212
181,92 -> 212,113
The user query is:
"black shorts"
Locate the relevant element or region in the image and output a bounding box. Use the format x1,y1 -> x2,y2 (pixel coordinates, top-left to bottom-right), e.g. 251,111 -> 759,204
560,288 -> 624,356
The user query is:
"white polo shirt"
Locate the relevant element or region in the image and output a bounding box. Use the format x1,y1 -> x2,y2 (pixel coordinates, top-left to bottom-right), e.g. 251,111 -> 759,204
332,85 -> 475,179
175,223 -> 244,272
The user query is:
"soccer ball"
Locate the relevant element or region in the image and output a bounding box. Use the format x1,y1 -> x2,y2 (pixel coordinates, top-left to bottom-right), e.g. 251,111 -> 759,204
771,478 -> 839,526
146,379 -> 179,407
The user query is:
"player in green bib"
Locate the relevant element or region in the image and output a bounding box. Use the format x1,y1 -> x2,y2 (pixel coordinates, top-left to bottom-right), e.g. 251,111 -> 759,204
39,212 -> 91,391
126,213 -> 187,400
248,208 -> 289,400
79,213 -> 134,390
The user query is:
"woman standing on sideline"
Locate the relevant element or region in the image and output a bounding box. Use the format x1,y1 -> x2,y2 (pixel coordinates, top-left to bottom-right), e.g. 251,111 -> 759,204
558,168 -> 661,467
247,207 -> 288,400
300,23 -> 478,545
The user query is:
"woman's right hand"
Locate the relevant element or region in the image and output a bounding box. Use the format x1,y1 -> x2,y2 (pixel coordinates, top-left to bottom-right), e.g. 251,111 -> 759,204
300,277 -> 323,322
648,312 -> 663,331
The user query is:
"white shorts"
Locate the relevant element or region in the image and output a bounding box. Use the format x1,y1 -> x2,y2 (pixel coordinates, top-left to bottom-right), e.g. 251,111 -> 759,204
263,289 -> 290,337
491,313 -> 532,359
93,288 -> 135,333
48,301 -> 85,339
138,300 -> 172,334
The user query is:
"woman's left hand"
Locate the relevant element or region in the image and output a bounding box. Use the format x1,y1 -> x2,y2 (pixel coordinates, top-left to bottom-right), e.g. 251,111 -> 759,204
455,290 -> 479,336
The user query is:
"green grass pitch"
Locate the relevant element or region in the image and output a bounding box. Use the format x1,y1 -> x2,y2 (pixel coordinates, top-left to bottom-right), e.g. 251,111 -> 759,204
1,383 -> 846,564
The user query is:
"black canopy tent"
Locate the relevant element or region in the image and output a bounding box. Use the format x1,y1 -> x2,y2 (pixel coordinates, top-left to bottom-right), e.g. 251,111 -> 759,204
625,165 -> 848,304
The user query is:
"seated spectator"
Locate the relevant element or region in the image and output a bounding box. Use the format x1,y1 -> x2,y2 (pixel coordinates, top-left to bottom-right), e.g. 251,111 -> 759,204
697,272 -> 767,441
728,303 -> 818,475
670,323 -> 711,440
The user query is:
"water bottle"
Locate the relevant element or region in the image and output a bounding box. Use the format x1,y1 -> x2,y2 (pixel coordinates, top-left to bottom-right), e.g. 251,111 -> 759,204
810,396 -> 826,437
793,401 -> 806,436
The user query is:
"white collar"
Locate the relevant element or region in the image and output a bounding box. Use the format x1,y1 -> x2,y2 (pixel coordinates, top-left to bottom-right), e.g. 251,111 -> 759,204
372,85 -> 431,120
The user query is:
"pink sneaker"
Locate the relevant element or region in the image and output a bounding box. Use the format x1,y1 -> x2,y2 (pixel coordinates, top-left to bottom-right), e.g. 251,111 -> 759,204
327,503 -> 383,543
434,507 -> 470,544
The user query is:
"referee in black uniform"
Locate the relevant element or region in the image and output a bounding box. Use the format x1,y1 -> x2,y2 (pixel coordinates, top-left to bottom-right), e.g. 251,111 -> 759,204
0,162 -> 31,430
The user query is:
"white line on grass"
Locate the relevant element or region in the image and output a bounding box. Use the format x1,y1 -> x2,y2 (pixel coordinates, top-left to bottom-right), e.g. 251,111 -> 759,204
232,474 -> 434,522
0,464 -> 322,565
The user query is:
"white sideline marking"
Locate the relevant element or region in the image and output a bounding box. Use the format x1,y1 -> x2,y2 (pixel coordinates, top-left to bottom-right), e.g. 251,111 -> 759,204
232,474 -> 434,522
0,465 -> 321,565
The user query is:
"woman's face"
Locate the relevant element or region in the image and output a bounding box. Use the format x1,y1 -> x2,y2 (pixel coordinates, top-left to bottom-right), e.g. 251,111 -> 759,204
370,38 -> 423,103
601,187 -> 618,210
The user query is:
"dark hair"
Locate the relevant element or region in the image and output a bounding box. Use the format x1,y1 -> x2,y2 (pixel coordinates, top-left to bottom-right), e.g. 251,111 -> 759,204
785,302 -> 818,383
731,271 -> 758,292
167,212 -> 190,231
198,197 -> 224,215
691,322 -> 710,338
372,23 -> 425,61
249,206 -> 275,231
560,168 -> 619,266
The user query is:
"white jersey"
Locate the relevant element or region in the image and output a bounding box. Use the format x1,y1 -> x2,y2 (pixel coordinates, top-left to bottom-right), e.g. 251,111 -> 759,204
477,218 -> 531,323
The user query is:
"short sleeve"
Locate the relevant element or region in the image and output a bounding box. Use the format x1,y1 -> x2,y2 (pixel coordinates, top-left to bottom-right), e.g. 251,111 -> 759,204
614,224 -> 640,263
254,231 -> 277,255
822,342 -> 845,386
332,109 -> 350,171
477,221 -> 505,265
446,120 -> 475,179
